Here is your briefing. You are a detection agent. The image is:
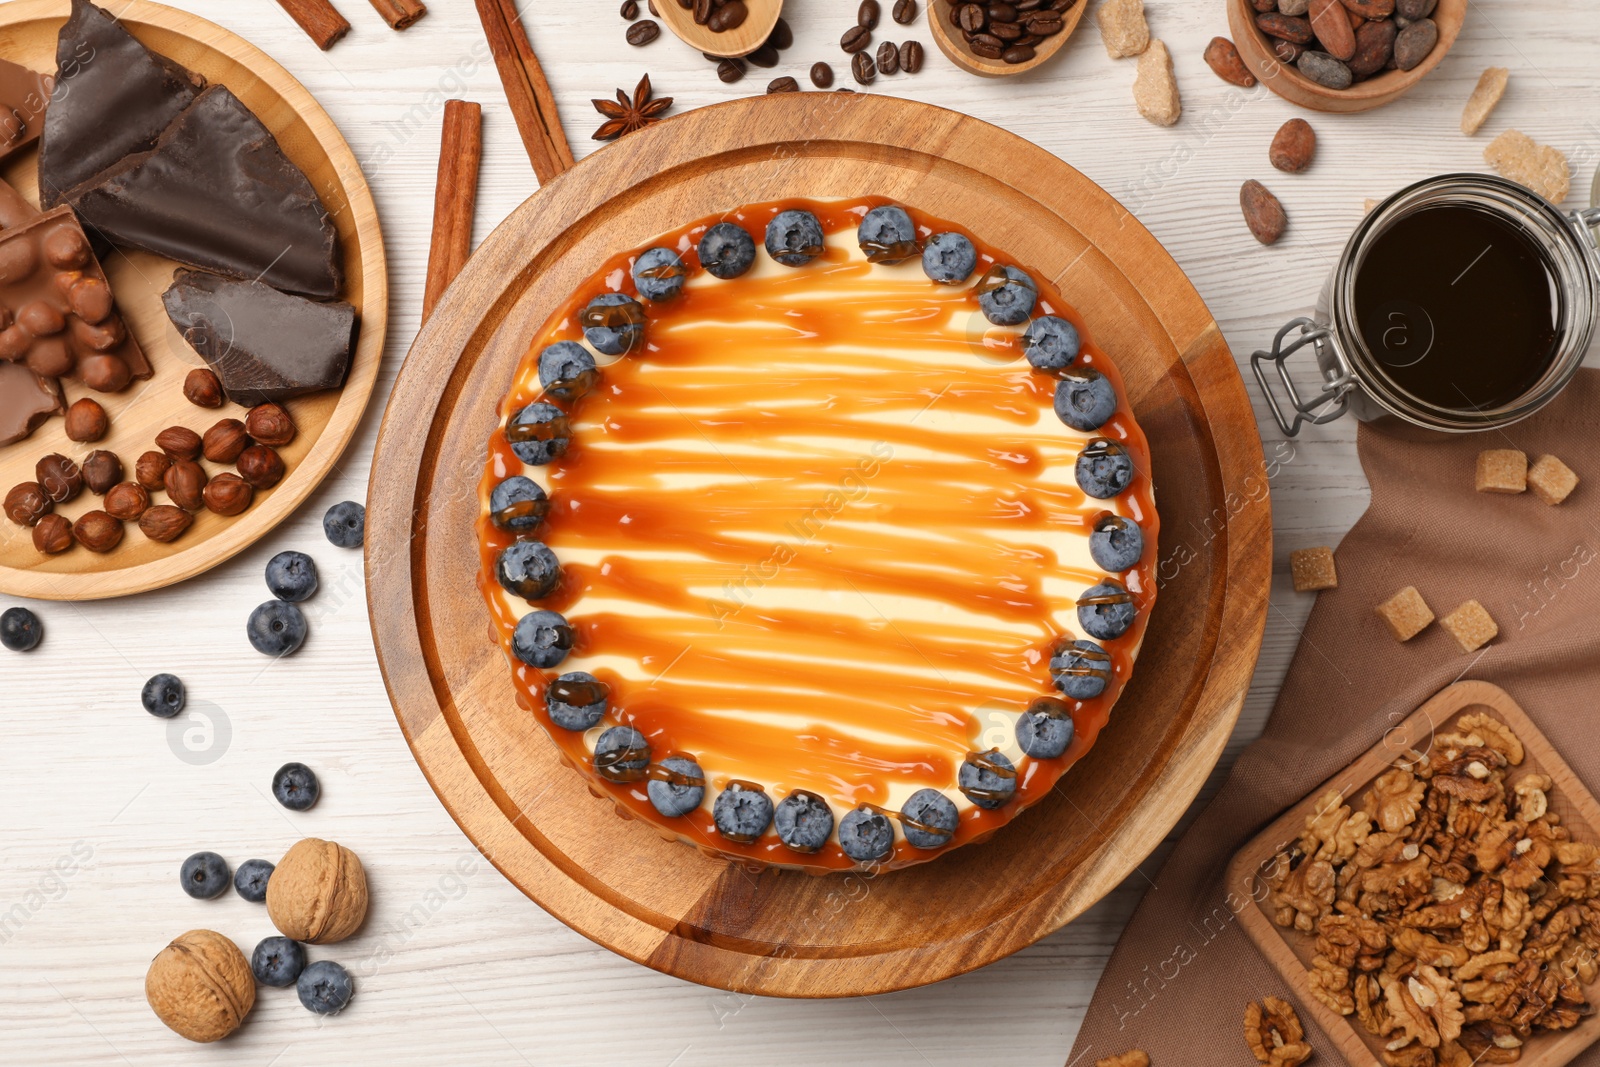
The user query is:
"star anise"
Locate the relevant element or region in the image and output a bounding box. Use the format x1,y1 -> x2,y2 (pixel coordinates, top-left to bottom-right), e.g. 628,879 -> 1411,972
591,74 -> 672,141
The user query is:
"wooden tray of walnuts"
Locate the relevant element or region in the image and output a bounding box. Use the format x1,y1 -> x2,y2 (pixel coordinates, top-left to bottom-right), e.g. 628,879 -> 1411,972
1229,680 -> 1600,1067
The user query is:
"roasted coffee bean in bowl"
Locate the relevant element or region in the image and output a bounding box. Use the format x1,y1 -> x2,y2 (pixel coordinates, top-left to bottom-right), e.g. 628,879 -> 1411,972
928,0 -> 1086,77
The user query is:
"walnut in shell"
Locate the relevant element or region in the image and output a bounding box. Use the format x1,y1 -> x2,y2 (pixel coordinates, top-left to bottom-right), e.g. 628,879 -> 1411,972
266,837 -> 369,944
145,929 -> 255,1042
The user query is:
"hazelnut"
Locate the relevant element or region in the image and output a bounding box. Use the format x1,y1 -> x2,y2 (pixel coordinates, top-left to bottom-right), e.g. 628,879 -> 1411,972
244,403 -> 296,447
155,425 -> 203,462
145,929 -> 255,1043
135,450 -> 172,492
183,367 -> 225,409
164,460 -> 207,510
63,397 -> 109,442
35,453 -> 83,503
72,314 -> 125,352
73,509 -> 123,552
32,513 -> 73,554
202,473 -> 253,517
4,481 -> 51,526
266,838 -> 369,944
26,337 -> 73,378
78,353 -> 131,392
201,419 -> 250,464
80,449 -> 123,495
104,482 -> 151,521
139,505 -> 193,544
236,445 -> 286,490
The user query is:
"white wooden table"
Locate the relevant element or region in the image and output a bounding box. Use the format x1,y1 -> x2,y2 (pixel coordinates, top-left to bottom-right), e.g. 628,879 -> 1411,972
3,1 -> 1596,1062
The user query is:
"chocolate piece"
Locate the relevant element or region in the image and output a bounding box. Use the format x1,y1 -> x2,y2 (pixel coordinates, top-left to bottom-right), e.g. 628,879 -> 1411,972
38,0 -> 204,206
0,360 -> 64,445
0,57 -> 52,164
64,85 -> 342,298
162,269 -> 357,406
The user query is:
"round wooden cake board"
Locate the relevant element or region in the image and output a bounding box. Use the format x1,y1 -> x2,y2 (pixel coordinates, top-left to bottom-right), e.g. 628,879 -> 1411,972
369,93 -> 1271,997
0,0 -> 387,601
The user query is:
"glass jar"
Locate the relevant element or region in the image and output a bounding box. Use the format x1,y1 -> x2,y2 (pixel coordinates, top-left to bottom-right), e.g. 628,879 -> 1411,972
1253,174 -> 1600,435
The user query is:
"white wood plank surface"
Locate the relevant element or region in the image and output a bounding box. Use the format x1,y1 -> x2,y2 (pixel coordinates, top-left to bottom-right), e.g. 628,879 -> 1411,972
2,0 -> 1597,1062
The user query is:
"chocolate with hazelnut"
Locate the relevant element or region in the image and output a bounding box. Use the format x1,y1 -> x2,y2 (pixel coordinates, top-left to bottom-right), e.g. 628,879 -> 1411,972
145,929 -> 255,1043
164,460 -> 207,510
245,402 -> 295,447
155,425 -> 202,462
104,481 -> 150,521
80,449 -> 123,494
236,444 -> 285,490
73,509 -> 122,552
78,353 -> 131,392
32,513 -> 72,554
135,450 -> 172,491
183,367 -> 224,409
4,481 -> 50,526
202,473 -> 252,517
201,419 -> 249,464
139,505 -> 192,543
35,453 -> 82,503
63,397 -> 108,442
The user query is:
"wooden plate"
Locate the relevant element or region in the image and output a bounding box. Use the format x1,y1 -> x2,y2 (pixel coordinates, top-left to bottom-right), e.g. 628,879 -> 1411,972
928,0 -> 1087,78
0,0 -> 387,601
368,93 -> 1270,996
1229,680 -> 1600,1066
655,0 -> 782,58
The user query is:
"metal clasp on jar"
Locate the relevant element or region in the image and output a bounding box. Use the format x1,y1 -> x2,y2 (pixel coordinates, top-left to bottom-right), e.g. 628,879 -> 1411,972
1250,316 -> 1358,436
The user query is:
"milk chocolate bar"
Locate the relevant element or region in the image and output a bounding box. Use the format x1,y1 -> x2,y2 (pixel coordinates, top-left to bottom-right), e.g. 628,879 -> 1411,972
162,269 -> 357,406
0,359 -> 64,446
0,57 -> 52,164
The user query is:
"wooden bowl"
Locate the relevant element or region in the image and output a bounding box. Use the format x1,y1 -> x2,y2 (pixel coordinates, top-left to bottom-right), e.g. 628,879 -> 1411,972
655,0 -> 782,59
928,0 -> 1086,77
0,0 -> 386,601
1228,0 -> 1466,113
368,93 -> 1270,996
1229,680 -> 1600,1066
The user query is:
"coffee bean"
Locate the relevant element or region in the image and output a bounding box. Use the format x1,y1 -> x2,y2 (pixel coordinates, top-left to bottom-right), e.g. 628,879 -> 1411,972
717,57 -> 746,82
842,25 -> 872,52
707,0 -> 747,32
767,76 -> 800,93
899,39 -> 924,72
1015,32 -> 1042,45
957,3 -> 986,33
626,19 -> 660,45
620,0 -> 639,18
1048,0 -> 1077,9
1392,16 -> 1437,70
876,40 -> 900,74
1002,43 -> 1035,63
1022,11 -> 1062,34
767,15 -> 793,49
969,33 -> 1004,58
649,0 -> 659,13
988,2 -> 1017,21
692,0 -> 711,25
893,0 -> 918,24
747,43 -> 780,66
810,61 -> 834,87
851,51 -> 876,84
991,20 -> 1022,39
859,0 -> 881,28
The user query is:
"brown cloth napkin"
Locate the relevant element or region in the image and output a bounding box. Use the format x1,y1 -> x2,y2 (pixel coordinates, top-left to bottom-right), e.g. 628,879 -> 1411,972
1067,367 -> 1600,1067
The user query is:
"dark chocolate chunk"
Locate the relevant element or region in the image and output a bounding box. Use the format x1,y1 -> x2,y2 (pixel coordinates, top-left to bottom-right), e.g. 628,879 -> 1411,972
0,57 -> 52,164
64,85 -> 343,298
38,0 -> 204,206
0,361 -> 64,446
162,269 -> 357,406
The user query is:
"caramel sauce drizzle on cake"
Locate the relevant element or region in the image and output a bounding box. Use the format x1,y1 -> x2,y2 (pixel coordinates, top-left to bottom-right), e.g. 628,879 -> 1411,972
478,199 -> 1158,872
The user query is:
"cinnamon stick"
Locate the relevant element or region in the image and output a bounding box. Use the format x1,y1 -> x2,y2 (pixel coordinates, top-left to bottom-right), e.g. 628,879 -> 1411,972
472,0 -> 575,183
276,0 -> 351,50
421,100 -> 482,325
368,0 -> 427,30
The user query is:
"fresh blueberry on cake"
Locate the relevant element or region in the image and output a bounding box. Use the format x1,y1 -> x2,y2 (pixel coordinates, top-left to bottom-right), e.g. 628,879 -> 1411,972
489,475 -> 549,534
1078,579 -> 1137,641
537,340 -> 598,401
958,750 -> 1017,810
1050,639 -> 1112,700
648,755 -> 706,817
838,807 -> 896,863
1016,697 -> 1075,759
921,231 -> 977,284
511,609 -> 574,669
697,221 -> 756,279
1023,314 -> 1081,371
581,292 -> 644,356
546,671 -> 608,731
507,402 -> 570,466
857,204 -> 918,264
764,209 -> 825,267
1053,368 -> 1118,432
1088,513 -> 1144,573
900,789 -> 959,849
593,725 -> 650,782
976,264 -> 1036,325
631,246 -> 687,302
1075,438 -> 1134,499
713,782 -> 774,843
495,540 -> 562,600
774,791 -> 835,853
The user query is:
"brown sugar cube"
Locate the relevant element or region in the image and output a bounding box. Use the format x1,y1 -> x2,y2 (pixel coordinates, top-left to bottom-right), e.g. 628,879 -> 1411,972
1096,0 -> 1150,59
1528,454 -> 1578,505
1441,599 -> 1498,653
1290,546 -> 1338,592
1475,449 -> 1527,494
1376,586 -> 1434,642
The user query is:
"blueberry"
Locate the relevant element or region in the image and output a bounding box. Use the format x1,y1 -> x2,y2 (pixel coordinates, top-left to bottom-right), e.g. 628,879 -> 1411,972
489,476 -> 549,534
1088,514 -> 1144,573
632,247 -> 687,302
234,858 -> 274,903
537,340 -> 598,401
857,205 -> 917,263
697,222 -> 756,280
507,402 -> 571,466
141,673 -> 186,719
1016,697 -> 1075,759
764,209 -> 825,267
252,936 -> 305,988
496,540 -> 562,600
247,600 -> 307,657
265,550 -> 318,602
976,265 -> 1037,326
899,789 -> 958,849
921,232 -> 977,284
774,791 -> 834,853
593,725 -> 650,782
581,292 -> 645,356
647,755 -> 705,818
511,609 -> 574,669
179,851 -> 230,900
1050,639 -> 1112,700
838,807 -> 894,863
1023,315 -> 1081,372
1077,579 -> 1137,641
546,671 -> 608,731
1075,439 -> 1134,499
958,750 -> 1017,810
0,606 -> 42,651
297,960 -> 354,1016
1053,369 -> 1117,432
712,782 -> 773,843
272,762 -> 320,811
322,501 -> 365,548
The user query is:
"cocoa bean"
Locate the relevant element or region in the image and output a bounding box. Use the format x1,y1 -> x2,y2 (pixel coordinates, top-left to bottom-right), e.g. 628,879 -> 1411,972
1269,118 -> 1317,173
1241,180 -> 1288,245
1297,49 -> 1353,88
1308,0 -> 1356,61
1256,12 -> 1313,44
1204,36 -> 1257,87
1347,17 -> 1396,78
1393,17 -> 1438,70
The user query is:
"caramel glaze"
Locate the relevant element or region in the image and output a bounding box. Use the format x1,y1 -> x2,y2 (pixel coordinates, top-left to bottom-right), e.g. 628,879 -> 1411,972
477,198 -> 1158,872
